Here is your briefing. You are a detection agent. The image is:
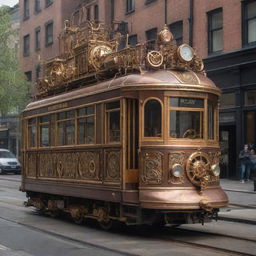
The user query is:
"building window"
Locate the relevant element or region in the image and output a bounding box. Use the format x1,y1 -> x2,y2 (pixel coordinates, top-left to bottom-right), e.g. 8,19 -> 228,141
45,0 -> 53,8
145,0 -> 157,4
208,8 -> 223,54
94,5 -> 99,21
106,101 -> 120,143
245,89 -> 256,105
144,99 -> 162,137
169,21 -> 183,46
87,7 -> 91,21
146,27 -> 157,49
45,21 -> 53,47
23,34 -> 30,56
220,92 -> 236,108
246,111 -> 256,144
126,0 -> 135,14
35,64 -> 41,79
128,34 -> 138,46
73,11 -> 80,25
35,27 -> 41,51
24,0 -> 29,20
25,71 -> 32,82
242,0 -> 256,46
34,0 -> 41,13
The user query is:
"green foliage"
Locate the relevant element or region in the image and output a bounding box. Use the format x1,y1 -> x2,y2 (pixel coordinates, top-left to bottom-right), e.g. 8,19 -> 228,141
0,6 -> 31,116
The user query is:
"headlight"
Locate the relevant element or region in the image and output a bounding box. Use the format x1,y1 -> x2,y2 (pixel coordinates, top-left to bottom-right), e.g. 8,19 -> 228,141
171,164 -> 184,178
211,164 -> 220,176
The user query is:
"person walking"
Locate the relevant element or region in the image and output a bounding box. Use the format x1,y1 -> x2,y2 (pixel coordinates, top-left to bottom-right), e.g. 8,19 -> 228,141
239,144 -> 251,183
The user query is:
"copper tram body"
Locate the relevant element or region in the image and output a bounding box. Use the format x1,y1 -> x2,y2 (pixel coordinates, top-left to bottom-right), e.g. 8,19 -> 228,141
21,22 -> 228,227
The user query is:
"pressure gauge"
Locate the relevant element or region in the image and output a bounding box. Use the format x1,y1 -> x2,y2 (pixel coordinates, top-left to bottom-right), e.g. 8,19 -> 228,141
177,44 -> 194,62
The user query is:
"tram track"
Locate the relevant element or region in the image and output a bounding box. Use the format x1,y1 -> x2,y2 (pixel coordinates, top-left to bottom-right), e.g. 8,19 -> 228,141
0,210 -> 254,256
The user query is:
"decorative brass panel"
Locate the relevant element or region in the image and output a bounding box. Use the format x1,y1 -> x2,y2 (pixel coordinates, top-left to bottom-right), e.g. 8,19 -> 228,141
168,152 -> 187,184
141,151 -> 163,185
105,151 -> 120,182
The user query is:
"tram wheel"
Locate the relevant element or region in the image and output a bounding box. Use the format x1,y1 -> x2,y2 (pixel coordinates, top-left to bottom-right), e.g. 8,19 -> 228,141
72,215 -> 84,224
49,210 -> 60,218
99,219 -> 114,230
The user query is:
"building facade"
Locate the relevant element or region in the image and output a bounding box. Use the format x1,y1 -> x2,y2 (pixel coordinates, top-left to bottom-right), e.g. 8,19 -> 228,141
19,0 -> 80,85
19,0 -> 256,178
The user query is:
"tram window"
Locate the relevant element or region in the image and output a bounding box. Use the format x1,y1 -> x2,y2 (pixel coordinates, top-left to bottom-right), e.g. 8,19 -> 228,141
169,97 -> 204,139
77,106 -> 95,144
106,101 -> 120,143
28,118 -> 36,148
144,99 -> 162,137
39,115 -> 50,147
57,111 -> 75,145
208,101 -> 214,140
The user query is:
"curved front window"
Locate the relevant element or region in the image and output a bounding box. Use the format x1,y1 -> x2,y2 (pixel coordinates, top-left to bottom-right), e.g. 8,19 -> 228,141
169,97 -> 204,139
144,99 -> 162,137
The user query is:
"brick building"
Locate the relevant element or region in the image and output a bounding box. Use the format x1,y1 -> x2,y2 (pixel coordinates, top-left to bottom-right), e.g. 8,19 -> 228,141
19,0 -> 256,178
19,0 -> 80,84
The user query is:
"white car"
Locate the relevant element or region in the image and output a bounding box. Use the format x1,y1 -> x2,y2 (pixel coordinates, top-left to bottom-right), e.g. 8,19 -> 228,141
0,149 -> 21,175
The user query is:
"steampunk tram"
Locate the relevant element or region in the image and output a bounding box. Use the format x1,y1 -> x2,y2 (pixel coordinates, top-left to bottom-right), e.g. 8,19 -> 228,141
21,21 -> 228,228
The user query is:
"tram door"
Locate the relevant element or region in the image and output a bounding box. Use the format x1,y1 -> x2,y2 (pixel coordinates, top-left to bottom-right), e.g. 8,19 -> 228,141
126,99 -> 139,188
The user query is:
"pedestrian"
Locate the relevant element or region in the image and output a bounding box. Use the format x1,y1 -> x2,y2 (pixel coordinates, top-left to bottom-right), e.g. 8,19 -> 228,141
239,144 -> 251,183
250,148 -> 256,177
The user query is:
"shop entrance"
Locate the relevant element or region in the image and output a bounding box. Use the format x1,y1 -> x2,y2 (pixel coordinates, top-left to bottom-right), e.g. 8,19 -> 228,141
219,125 -> 236,178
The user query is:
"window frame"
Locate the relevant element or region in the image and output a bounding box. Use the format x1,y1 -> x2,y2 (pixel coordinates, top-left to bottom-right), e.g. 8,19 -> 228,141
242,0 -> 256,46
24,0 -> 30,20
94,5 -> 99,21
142,97 -> 163,141
45,0 -> 53,8
105,101 -> 121,144
39,115 -> 51,148
27,118 -> 37,149
45,20 -> 54,47
34,0 -> 41,14
169,21 -> 183,46
77,105 -> 96,145
126,0 -> 135,14
35,26 -> 41,51
207,8 -> 223,54
168,97 -> 205,140
23,34 -> 30,57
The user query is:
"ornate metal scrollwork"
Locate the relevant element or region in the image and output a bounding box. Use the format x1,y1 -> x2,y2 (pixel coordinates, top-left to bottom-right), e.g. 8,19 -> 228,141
106,151 -> 120,181
168,152 -> 187,184
141,151 -> 163,185
78,152 -> 99,180
186,152 -> 211,190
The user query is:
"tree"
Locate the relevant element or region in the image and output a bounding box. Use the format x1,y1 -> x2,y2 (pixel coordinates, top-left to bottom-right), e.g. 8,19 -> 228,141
0,6 -> 31,116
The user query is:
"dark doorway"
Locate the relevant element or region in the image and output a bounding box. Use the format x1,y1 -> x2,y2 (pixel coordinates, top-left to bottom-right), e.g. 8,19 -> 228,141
219,125 -> 236,178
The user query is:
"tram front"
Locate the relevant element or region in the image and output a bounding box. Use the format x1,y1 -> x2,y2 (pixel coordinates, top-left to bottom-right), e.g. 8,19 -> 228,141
133,69 -> 228,224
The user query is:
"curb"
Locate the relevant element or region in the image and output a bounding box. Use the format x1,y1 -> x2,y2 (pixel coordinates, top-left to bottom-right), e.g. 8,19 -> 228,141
224,188 -> 256,194
218,216 -> 256,225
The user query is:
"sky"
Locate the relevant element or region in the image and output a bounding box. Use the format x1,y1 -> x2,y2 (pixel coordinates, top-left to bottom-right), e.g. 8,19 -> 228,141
0,0 -> 19,7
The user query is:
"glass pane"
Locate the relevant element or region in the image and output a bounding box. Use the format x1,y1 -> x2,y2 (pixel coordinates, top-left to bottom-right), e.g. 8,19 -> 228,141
108,111 -> 120,142
212,29 -> 223,52
246,112 -> 255,144
40,115 -> 50,123
29,125 -> 36,147
58,112 -> 66,120
66,120 -> 75,145
208,102 -> 214,140
245,90 -> 256,105
211,11 -> 223,29
170,111 -> 203,139
66,110 -> 75,119
106,101 -> 120,110
144,100 -> 162,137
248,19 -> 256,43
40,125 -> 50,147
58,122 -> 65,145
170,98 -> 204,108
220,93 -> 235,108
247,2 -> 256,19
78,117 -> 95,144
78,106 -> 94,116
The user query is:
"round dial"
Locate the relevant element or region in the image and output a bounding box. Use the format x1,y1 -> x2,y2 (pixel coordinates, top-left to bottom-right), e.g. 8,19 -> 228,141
177,44 -> 194,62
90,45 -> 112,69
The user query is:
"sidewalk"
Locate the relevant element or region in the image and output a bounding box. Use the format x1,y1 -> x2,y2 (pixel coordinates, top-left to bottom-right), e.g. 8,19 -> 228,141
218,179 -> 256,225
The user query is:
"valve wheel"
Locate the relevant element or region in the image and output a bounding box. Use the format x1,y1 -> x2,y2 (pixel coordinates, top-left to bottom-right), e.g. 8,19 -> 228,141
186,152 -> 210,187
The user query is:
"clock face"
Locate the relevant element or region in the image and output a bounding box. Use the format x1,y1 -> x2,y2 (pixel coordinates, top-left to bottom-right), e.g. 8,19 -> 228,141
178,44 -> 194,62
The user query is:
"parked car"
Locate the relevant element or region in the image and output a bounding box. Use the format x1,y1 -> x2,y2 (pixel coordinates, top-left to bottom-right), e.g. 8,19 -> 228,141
0,149 -> 21,175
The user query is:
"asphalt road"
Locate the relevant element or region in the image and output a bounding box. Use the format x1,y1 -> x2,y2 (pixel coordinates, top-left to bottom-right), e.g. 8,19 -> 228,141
0,175 -> 255,256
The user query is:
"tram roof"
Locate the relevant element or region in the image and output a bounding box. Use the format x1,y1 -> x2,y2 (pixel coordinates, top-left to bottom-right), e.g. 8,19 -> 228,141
24,70 -> 220,112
